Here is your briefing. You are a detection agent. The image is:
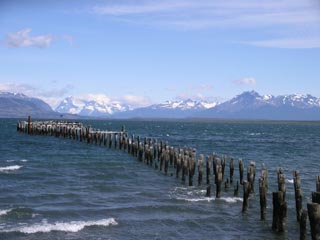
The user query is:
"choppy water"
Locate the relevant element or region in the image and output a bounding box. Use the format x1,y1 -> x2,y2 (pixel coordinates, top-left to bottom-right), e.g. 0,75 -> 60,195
1,118 -> 320,239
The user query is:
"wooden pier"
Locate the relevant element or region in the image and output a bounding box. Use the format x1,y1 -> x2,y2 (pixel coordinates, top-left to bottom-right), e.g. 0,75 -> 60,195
16,117 -> 320,239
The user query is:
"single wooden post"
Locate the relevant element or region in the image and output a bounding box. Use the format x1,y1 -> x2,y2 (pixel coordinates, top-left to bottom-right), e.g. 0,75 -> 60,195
189,155 -> 196,186
198,154 -> 203,186
215,165 -> 222,198
224,178 -> 229,189
242,180 -> 249,213
247,161 -> 256,193
230,157 -> 234,184
206,185 -> 211,197
300,209 -> 308,240
164,147 -> 169,175
272,191 -> 287,232
308,202 -> 320,239
221,155 -> 226,180
206,155 -> 210,185
239,159 -> 244,185
259,177 -> 267,220
182,155 -> 188,184
316,176 -> 320,192
277,168 -> 286,199
176,154 -> 181,178
294,171 -> 303,222
213,153 -> 218,176
234,180 -> 239,196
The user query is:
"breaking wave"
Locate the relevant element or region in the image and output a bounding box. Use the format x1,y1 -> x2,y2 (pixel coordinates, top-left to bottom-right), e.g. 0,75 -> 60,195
4,218 -> 118,234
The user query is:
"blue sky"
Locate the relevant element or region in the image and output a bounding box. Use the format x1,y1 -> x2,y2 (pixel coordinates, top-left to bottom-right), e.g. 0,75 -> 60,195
0,0 -> 320,108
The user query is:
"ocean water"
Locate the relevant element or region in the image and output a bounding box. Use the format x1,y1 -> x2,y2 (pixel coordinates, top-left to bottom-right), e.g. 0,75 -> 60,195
1,118 -> 320,239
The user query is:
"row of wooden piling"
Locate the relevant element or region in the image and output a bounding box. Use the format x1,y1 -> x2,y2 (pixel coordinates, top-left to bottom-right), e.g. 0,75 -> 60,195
17,117 -> 320,239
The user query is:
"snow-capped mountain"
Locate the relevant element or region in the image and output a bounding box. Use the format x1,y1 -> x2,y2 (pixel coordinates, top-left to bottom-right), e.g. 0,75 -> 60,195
115,99 -> 219,118
150,99 -> 218,110
197,91 -> 320,120
55,96 -> 131,117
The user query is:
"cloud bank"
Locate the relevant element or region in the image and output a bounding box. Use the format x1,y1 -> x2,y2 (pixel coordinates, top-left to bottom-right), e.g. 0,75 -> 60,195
92,0 -> 320,48
5,28 -> 53,48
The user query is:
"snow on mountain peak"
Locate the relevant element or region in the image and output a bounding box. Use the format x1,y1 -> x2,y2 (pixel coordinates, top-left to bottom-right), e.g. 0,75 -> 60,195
55,95 -> 130,116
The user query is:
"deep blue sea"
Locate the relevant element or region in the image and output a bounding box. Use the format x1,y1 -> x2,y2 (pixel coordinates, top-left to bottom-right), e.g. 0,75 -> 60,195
1,118 -> 320,239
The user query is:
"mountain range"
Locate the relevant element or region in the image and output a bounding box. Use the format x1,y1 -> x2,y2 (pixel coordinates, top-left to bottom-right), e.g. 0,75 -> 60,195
1,91 -> 320,120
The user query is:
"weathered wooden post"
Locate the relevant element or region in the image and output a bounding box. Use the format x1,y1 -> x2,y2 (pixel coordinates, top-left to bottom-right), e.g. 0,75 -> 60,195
176,153 -> 181,178
234,181 -> 239,196
239,159 -> 244,185
189,155 -> 196,187
215,165 -> 223,198
182,155 -> 188,184
277,168 -> 286,199
259,165 -> 268,221
164,147 -> 169,175
308,176 -> 320,239
198,154 -> 203,186
206,155 -> 210,185
308,202 -> 320,239
272,191 -> 287,232
213,153 -> 218,176
242,180 -> 250,212
259,177 -> 267,220
293,170 -> 302,222
230,157 -> 234,184
317,176 -> 320,192
221,155 -> 226,180
247,161 -> 256,193
206,185 -> 211,197
300,209 -> 308,240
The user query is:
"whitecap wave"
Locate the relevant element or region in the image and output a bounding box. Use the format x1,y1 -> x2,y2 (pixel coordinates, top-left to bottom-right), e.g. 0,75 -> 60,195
21,159 -> 28,162
220,197 -> 243,203
170,187 -> 242,203
0,165 -> 22,172
0,209 -> 12,216
6,160 -> 15,162
286,179 -> 294,184
5,218 -> 117,234
177,197 -> 215,202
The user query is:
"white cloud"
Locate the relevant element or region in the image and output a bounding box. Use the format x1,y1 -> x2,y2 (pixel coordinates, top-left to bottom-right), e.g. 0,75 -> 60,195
0,82 -> 73,108
244,38 -> 320,49
234,77 -> 257,86
5,28 -> 53,48
91,0 -> 320,48
115,95 -> 152,107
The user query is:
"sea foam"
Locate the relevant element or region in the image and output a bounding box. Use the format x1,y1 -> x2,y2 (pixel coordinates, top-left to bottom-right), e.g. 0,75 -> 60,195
0,209 -> 12,216
7,218 -> 118,234
286,179 -> 294,184
0,165 -> 22,172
